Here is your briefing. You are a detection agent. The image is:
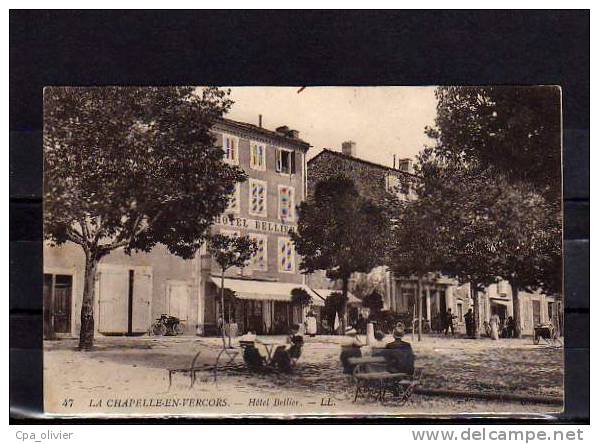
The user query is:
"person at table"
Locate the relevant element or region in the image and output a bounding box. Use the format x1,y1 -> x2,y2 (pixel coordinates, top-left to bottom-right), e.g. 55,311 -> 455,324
383,322 -> 415,376
240,330 -> 266,370
271,324 -> 304,372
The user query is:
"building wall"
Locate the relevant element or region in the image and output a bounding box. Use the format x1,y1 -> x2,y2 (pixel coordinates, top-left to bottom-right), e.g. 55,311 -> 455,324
308,150 -> 415,204
44,241 -> 198,336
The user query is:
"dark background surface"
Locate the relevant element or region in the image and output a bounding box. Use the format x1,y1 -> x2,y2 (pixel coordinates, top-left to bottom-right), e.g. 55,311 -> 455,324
9,10 -> 589,424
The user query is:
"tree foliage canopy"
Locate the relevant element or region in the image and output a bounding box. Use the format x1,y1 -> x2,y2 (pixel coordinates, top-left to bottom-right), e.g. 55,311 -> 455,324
44,86 -> 245,259
291,287 -> 313,307
362,291 -> 384,313
426,86 -> 561,199
291,174 -> 389,281
207,233 -> 258,272
422,86 -> 562,297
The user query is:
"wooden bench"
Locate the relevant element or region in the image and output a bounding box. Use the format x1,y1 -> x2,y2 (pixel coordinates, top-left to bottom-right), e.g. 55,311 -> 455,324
348,356 -> 421,404
167,349 -> 203,389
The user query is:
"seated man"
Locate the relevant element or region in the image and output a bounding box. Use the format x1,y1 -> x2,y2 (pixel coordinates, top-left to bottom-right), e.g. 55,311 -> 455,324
374,322 -> 415,376
339,327 -> 365,374
240,330 -> 265,370
271,324 -> 304,372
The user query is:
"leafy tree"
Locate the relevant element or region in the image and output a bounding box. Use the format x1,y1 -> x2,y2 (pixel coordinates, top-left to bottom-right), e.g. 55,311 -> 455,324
362,291 -> 384,315
491,181 -> 562,337
425,86 -> 563,335
290,175 -> 389,333
388,149 -> 508,338
387,187 -> 447,340
44,86 -> 245,350
207,233 -> 258,347
291,287 -> 313,308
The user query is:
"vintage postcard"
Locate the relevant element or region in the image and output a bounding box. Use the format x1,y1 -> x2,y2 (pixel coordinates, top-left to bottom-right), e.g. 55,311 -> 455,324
43,86 -> 563,417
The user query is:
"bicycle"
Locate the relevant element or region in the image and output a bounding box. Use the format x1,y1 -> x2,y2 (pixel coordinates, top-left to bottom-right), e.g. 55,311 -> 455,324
151,314 -> 185,336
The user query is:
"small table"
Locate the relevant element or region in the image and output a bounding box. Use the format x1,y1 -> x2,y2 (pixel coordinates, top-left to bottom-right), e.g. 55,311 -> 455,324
256,340 -> 282,363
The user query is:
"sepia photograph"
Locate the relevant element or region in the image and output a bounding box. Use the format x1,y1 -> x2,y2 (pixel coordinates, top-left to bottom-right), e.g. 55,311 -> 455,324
42,85 -> 564,417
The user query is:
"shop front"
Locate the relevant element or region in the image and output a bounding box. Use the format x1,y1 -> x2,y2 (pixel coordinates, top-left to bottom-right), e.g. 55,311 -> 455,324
206,277 -> 314,335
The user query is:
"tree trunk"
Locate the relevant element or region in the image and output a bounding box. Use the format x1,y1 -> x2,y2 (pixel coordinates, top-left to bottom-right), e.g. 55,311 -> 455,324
78,251 -> 98,350
219,269 -> 230,347
510,280 -> 522,338
340,277 -> 349,335
471,282 -> 480,338
417,275 -> 423,342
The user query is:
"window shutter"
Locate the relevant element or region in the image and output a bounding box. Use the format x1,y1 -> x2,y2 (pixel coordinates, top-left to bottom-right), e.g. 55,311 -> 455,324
276,149 -> 281,172
290,151 -> 296,174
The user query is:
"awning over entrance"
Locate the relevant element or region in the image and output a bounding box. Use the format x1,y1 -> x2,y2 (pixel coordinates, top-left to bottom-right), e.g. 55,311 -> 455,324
209,277 -> 316,303
309,288 -> 360,306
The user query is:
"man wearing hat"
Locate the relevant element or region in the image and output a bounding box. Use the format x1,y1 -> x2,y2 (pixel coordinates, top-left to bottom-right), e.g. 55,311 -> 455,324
382,322 -> 415,376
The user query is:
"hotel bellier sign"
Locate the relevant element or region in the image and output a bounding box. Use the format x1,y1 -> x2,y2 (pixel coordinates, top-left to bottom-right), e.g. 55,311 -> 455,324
213,215 -> 297,235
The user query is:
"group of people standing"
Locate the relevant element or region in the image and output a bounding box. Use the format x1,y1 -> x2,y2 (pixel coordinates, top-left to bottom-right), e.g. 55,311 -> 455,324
463,308 -> 516,339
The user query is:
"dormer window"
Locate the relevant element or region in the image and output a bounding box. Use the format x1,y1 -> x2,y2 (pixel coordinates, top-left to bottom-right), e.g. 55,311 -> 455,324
276,148 -> 296,175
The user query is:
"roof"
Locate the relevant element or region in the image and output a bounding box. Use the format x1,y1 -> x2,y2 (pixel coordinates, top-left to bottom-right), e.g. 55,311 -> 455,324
210,277 -> 327,305
211,277 -> 313,302
209,277 -> 360,307
214,117 -> 311,151
308,148 -> 418,178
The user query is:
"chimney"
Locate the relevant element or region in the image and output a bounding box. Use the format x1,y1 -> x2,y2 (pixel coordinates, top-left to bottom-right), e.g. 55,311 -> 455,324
288,129 -> 299,139
341,141 -> 357,157
397,158 -> 414,174
259,114 -> 263,128
276,125 -> 290,135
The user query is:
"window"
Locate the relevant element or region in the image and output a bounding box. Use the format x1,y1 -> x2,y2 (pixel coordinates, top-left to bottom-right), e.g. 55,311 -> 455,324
278,185 -> 295,222
249,234 -> 268,271
225,183 -> 240,214
249,179 -> 267,217
275,148 -> 296,174
222,134 -> 239,164
278,237 -> 295,273
250,142 -> 266,170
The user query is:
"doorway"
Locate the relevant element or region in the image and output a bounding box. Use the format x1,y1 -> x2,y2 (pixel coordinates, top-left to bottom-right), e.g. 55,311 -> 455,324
490,301 -> 508,324
43,273 -> 73,337
532,300 -> 542,326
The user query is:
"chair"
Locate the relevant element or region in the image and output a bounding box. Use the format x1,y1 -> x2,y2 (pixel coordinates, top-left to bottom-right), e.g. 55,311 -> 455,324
213,333 -> 241,381
167,348 -> 203,389
348,356 -> 421,405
